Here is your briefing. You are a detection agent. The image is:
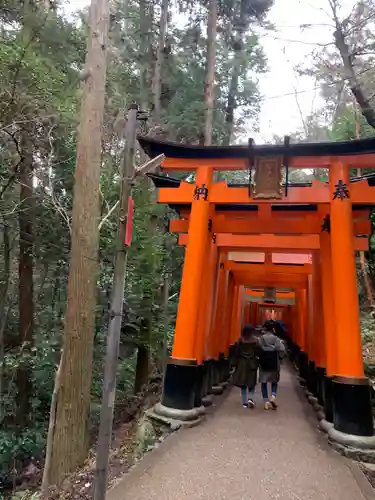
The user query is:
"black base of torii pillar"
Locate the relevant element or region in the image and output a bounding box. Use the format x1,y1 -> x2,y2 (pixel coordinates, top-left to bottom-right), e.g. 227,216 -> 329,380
148,357 -> 230,428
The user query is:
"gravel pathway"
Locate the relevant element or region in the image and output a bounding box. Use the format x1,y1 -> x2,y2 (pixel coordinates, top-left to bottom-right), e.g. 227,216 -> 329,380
109,366 -> 372,500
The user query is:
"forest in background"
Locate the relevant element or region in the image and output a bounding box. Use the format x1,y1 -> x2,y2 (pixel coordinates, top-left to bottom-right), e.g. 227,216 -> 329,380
1,0 -> 375,497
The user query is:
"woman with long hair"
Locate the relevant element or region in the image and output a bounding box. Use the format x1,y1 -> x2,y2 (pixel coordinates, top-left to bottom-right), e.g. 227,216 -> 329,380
231,324 -> 259,408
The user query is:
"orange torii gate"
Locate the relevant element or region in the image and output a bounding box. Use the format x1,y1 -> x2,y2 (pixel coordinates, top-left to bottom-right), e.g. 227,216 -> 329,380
244,289 -> 295,325
140,135 -> 375,456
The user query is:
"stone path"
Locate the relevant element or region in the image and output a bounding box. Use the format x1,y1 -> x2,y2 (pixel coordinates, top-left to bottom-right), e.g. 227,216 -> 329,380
109,366 -> 373,500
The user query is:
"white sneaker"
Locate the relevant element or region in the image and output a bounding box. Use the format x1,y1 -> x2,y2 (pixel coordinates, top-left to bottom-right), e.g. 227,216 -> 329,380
270,395 -> 278,409
248,399 -> 256,409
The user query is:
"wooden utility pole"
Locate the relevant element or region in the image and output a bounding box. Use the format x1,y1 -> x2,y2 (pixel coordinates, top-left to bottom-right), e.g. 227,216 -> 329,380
94,105 -> 138,500
42,0 -> 110,488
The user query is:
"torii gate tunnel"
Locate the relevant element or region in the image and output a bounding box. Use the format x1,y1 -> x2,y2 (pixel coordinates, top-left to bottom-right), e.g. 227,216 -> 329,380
139,135 -> 375,451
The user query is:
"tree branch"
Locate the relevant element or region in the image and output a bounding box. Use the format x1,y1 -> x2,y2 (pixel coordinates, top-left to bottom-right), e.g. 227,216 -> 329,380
333,26 -> 375,129
98,200 -> 119,231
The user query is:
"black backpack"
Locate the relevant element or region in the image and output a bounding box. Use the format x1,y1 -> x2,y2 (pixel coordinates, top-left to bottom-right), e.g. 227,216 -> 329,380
259,335 -> 278,372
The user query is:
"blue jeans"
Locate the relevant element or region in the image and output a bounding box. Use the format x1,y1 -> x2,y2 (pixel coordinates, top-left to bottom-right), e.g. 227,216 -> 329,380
261,382 -> 278,401
241,387 -> 255,405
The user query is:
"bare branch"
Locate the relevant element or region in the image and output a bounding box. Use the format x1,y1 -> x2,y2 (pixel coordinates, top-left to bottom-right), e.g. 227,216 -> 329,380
46,125 -> 72,233
334,24 -> 375,128
98,200 -> 119,231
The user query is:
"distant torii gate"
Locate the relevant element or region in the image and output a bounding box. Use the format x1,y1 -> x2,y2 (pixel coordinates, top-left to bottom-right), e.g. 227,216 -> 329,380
140,135 -> 375,456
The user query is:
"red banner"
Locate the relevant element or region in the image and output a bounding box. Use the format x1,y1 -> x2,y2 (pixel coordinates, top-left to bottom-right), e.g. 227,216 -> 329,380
124,196 -> 134,246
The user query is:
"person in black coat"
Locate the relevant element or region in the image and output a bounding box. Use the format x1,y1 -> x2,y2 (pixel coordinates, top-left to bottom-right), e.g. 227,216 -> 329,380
231,324 -> 260,408
258,322 -> 286,410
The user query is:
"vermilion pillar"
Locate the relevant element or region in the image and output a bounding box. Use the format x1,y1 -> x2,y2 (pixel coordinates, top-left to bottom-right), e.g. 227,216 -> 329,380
229,285 -> 240,346
256,301 -> 260,324
162,167 -> 213,412
330,162 -> 372,436
195,235 -> 217,363
288,303 -> 297,359
320,229 -> 336,422
193,234 -> 219,406
297,289 -> 307,353
222,273 -> 235,357
240,288 -> 247,332
236,286 -> 245,342
306,274 -> 317,395
244,302 -> 251,324
312,253 -> 326,406
249,301 -> 256,325
296,288 -> 308,382
249,301 -> 254,323
210,251 -> 228,359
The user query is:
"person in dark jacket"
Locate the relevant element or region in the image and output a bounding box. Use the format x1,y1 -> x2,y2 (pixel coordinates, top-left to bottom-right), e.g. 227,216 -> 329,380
274,319 -> 288,341
258,322 -> 286,410
232,324 -> 259,408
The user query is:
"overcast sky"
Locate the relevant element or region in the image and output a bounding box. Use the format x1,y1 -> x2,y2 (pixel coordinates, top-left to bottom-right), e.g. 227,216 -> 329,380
67,0 -> 354,143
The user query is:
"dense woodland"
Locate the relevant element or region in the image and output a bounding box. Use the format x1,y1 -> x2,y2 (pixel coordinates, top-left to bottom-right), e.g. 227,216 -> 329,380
1,0 -> 375,497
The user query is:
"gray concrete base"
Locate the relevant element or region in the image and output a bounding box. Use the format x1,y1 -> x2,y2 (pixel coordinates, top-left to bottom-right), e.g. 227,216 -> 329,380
202,394 -> 214,407
360,461 -> 375,476
326,426 -> 375,463
313,402 -> 323,413
211,385 -> 224,395
316,410 -> 325,422
361,461 -> 375,473
195,405 -> 206,416
308,395 -> 318,406
148,403 -> 205,429
328,427 -> 375,450
319,419 -> 334,433
148,412 -> 204,429
329,441 -> 375,464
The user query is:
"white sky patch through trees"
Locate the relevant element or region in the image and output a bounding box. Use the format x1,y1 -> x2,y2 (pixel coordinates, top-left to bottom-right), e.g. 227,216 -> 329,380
68,0 -> 356,143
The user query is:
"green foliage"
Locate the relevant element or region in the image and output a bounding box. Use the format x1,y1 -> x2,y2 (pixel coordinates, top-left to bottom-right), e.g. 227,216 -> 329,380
0,0 -> 269,486
361,311 -> 375,345
330,106 -> 375,142
0,427 -> 45,480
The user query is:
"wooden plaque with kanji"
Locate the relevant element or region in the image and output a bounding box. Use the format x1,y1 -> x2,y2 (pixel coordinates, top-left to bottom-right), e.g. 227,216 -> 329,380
252,156 -> 282,199
263,287 -> 276,303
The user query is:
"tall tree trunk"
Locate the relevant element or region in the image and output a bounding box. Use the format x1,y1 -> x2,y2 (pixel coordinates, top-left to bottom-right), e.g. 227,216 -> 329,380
203,0 -> 217,145
139,0 -> 152,111
43,0 -> 110,487
224,38 -> 242,146
152,0 -> 168,121
16,129 -> 34,428
333,20 -> 375,130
